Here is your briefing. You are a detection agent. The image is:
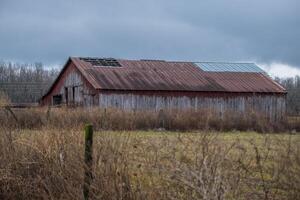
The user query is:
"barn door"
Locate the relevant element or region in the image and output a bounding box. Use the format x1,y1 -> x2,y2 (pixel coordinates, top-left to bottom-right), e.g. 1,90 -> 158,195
72,86 -> 82,105
72,86 -> 75,103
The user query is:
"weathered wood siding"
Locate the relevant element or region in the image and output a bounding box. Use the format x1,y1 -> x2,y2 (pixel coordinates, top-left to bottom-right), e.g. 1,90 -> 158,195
98,92 -> 286,120
60,70 -> 96,106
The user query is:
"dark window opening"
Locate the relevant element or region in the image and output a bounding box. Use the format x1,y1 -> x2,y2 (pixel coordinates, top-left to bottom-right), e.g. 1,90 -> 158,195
65,87 -> 68,104
72,86 -> 75,102
53,94 -> 62,105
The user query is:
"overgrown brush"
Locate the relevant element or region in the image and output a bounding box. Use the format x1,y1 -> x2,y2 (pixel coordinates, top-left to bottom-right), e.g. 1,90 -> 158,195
0,104 -> 299,199
0,107 -> 292,132
0,128 -> 299,199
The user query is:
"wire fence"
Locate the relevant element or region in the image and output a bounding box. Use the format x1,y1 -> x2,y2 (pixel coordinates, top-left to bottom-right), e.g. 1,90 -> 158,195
0,82 -> 50,103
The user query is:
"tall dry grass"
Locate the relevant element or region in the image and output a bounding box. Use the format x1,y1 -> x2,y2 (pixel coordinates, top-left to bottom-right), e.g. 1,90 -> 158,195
0,90 -> 10,107
0,107 -> 292,132
0,128 -> 300,199
0,104 -> 299,199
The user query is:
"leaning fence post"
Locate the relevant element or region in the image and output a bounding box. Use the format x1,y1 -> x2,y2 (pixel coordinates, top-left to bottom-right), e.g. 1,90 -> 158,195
83,124 -> 93,200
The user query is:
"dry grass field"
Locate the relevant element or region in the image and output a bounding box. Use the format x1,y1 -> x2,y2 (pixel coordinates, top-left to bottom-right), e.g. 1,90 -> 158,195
1,127 -> 300,200
0,106 -> 300,199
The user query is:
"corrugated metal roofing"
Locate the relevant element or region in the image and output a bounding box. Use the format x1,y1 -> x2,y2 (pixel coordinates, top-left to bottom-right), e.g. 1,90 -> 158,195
195,62 -> 266,73
55,57 -> 286,93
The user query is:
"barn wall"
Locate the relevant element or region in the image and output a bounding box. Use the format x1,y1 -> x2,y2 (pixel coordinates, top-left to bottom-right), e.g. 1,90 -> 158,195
98,91 -> 286,121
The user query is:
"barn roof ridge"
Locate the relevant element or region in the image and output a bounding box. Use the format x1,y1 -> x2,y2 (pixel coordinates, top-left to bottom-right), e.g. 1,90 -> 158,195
72,56 -> 255,64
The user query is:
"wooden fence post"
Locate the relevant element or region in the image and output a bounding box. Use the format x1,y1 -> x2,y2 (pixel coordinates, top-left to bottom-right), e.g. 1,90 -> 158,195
83,124 -> 93,200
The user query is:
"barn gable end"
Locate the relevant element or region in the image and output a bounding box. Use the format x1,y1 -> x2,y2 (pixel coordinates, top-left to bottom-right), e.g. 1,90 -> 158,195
41,58 -> 97,106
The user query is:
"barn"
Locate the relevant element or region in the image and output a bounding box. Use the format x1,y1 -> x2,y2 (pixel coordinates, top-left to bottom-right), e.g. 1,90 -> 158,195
40,57 -> 286,120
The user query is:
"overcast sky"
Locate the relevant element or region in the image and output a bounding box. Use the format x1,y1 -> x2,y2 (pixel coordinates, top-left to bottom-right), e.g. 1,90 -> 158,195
0,0 -> 299,77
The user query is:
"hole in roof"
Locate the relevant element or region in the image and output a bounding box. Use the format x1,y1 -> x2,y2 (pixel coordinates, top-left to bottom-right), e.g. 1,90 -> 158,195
80,57 -> 121,67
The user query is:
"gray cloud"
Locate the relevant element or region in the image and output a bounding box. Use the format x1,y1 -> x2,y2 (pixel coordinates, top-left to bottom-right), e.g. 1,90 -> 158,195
0,0 -> 299,68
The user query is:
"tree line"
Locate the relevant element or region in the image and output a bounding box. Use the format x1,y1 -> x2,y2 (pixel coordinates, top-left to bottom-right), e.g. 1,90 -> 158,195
0,61 -> 299,115
275,76 -> 300,115
0,61 -> 59,103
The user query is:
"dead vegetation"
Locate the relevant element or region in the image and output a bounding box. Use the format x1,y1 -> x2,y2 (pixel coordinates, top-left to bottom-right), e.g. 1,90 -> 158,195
0,128 -> 300,200
0,103 -> 299,199
0,90 -> 10,107
0,107 -> 297,132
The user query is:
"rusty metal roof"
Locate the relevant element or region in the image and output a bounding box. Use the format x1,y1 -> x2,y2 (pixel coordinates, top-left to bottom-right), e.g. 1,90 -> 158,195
69,57 -> 286,93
